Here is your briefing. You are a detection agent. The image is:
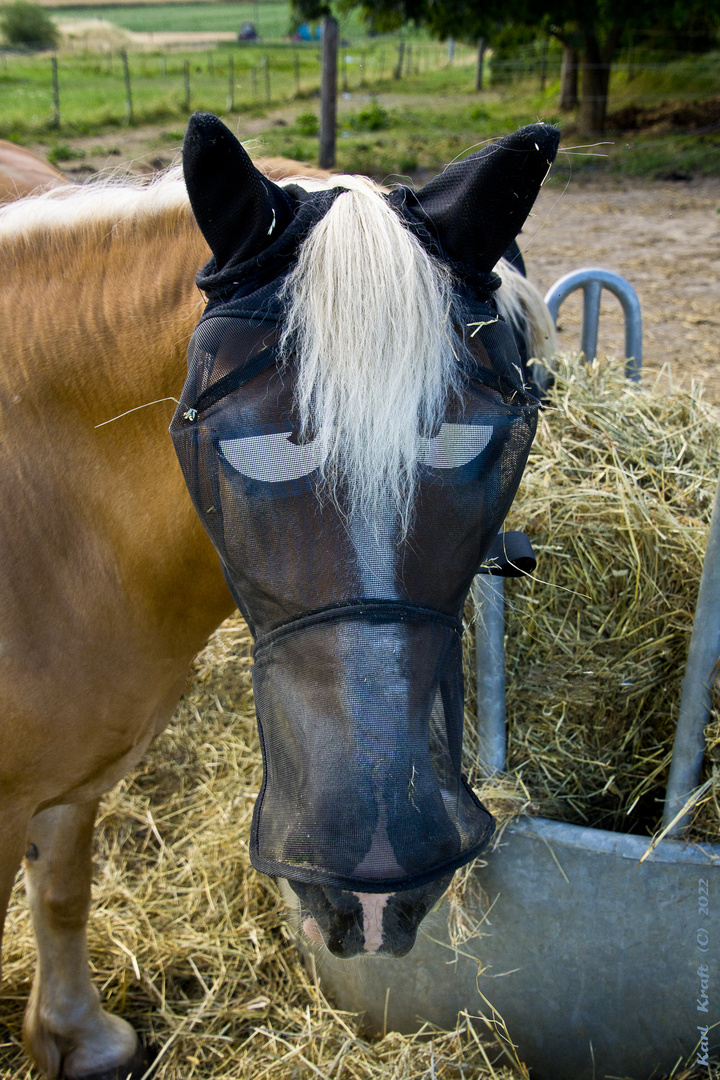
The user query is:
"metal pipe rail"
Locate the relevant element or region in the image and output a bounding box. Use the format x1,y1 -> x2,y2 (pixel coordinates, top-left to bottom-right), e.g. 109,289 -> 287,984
544,267 -> 643,379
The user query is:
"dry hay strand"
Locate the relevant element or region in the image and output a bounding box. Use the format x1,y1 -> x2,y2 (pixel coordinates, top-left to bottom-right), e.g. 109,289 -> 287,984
0,621 -> 517,1080
462,354 -> 720,844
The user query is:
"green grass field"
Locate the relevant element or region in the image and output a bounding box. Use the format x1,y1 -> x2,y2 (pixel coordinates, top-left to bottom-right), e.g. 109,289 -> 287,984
52,1 -> 368,38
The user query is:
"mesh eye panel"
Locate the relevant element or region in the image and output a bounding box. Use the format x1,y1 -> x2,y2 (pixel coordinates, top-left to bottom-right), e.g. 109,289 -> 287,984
171,279 -> 537,891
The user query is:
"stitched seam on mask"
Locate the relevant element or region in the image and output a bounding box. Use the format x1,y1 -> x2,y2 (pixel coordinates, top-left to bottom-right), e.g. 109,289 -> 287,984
253,599 -> 461,657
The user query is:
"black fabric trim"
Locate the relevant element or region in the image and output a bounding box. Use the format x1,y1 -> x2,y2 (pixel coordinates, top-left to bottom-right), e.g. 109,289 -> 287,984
254,599 -> 461,657
197,188 -> 346,306
193,344 -> 279,415
249,782 -> 494,894
477,530 -> 536,578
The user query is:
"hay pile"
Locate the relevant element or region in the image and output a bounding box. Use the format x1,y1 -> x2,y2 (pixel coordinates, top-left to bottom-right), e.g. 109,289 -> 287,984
464,355 -> 720,844
2,354 -> 719,1079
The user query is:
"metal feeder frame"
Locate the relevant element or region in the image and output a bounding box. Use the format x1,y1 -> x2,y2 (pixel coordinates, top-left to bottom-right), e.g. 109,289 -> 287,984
293,270 -> 720,1080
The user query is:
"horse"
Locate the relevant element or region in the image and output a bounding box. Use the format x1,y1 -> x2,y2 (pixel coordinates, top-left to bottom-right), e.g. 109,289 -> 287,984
0,140 -> 66,204
0,115 -> 559,1079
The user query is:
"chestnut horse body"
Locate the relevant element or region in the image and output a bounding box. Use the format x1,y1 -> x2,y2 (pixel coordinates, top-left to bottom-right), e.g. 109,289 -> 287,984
0,132 -> 557,1079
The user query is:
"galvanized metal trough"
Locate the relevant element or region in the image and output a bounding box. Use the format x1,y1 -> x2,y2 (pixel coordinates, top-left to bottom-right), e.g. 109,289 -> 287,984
289,271 -> 720,1080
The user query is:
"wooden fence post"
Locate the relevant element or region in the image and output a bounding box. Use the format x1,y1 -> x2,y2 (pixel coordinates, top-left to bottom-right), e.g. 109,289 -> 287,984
475,36 -> 485,91
226,53 -> 234,112
183,59 -> 190,112
50,54 -> 60,127
394,41 -> 404,79
121,50 -> 133,124
319,15 -> 337,170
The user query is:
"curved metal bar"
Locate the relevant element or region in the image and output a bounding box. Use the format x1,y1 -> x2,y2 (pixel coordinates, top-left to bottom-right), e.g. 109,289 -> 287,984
544,267 -> 643,381
663,471 -> 720,834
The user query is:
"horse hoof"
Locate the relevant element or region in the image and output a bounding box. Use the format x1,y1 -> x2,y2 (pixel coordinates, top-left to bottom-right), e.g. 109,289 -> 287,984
65,1041 -> 156,1080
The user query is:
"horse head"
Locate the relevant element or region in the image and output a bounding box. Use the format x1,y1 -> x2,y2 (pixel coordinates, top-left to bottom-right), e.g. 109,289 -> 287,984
174,114 -> 559,958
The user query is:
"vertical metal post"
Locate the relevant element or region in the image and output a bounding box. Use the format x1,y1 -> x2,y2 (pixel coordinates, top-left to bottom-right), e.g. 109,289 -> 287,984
294,51 -> 300,95
264,54 -> 271,103
447,37 -> 455,63
663,473 -> 720,834
580,279 -> 602,362
251,66 -> 258,99
473,575 -> 507,774
319,16 -> 337,170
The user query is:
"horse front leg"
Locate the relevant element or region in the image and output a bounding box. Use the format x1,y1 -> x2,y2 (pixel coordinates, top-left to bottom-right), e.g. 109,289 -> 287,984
23,801 -> 149,1080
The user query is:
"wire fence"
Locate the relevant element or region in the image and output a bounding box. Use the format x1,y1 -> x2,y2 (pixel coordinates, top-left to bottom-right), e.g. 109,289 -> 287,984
0,39 -> 470,133
0,36 -> 717,139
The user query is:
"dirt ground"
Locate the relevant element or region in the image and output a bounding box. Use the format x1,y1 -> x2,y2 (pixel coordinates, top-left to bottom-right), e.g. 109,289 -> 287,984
50,124 -> 720,400
523,175 -> 720,399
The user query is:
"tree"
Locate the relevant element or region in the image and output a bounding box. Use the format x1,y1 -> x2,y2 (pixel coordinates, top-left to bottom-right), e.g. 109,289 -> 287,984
0,0 -> 59,48
342,0 -> 720,132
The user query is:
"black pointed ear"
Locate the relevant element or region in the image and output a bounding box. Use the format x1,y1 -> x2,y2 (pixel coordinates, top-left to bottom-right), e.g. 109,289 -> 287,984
183,112 -> 294,269
415,123 -> 560,273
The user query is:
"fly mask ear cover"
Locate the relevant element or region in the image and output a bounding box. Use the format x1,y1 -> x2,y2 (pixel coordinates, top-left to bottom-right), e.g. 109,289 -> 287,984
173,115 -> 559,893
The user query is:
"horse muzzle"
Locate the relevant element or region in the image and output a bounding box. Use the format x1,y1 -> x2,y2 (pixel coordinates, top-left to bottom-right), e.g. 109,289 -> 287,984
248,601 -> 494,898
288,877 -> 453,958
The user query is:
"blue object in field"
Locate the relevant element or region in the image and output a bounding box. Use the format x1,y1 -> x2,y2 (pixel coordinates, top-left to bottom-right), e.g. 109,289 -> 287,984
296,22 -> 312,40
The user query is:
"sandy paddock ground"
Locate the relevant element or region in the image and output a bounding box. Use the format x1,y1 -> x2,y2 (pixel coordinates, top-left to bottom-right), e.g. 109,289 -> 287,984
522,176 -> 720,398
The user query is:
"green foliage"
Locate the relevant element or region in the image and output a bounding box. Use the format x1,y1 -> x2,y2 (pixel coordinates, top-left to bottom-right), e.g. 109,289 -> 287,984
295,110 -> 319,135
0,1 -> 59,48
47,142 -> 85,163
291,0 -> 331,23
345,100 -> 389,130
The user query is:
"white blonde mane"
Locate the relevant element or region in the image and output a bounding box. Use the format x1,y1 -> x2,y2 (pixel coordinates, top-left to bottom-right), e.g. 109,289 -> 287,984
278,174 -> 460,533
0,165 -> 188,240
495,258 -> 557,375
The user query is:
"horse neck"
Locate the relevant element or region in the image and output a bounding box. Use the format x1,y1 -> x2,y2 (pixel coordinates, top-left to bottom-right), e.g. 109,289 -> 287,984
0,191 -> 235,662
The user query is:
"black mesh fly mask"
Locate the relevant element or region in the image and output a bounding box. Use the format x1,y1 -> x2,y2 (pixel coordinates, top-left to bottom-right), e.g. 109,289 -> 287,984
174,114 -> 560,896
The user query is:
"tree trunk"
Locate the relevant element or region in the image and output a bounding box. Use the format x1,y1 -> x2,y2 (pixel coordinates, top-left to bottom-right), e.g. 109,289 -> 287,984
579,33 -> 611,133
558,44 -> 578,110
